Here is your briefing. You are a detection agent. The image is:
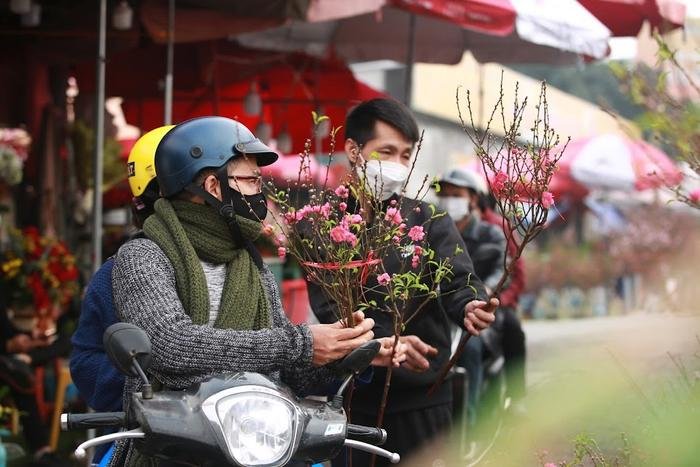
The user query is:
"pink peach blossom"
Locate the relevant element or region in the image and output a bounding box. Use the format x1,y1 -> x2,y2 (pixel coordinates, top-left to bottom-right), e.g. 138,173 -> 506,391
330,224 -> 358,246
277,247 -> 287,259
385,207 -> 403,225
334,185 -> 349,198
541,191 -> 555,209
348,214 -> 363,224
408,225 -> 425,242
377,273 -> 391,286
492,170 -> 508,194
339,202 -> 348,212
320,202 -> 332,218
689,188 -> 700,203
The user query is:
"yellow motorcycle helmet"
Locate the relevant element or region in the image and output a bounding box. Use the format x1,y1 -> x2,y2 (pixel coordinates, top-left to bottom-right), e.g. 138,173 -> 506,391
127,125 -> 175,197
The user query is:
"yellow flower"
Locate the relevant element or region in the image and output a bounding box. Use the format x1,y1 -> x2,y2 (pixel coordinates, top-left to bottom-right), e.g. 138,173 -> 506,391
1,257 -> 22,276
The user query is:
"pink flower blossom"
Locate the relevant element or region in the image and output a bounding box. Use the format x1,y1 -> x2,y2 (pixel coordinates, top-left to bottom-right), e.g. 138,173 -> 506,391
377,273 -> 391,286
348,214 -> 363,224
330,225 -> 347,243
321,202 -> 332,218
411,255 -> 420,269
330,225 -> 358,246
283,212 -> 297,224
334,185 -> 349,198
277,247 -> 287,259
408,225 -> 425,242
339,202 -> 347,212
276,234 -> 287,246
385,207 -> 403,225
492,170 -> 508,194
689,188 -> 700,203
392,235 -> 401,244
541,191 -> 555,209
414,245 -> 423,256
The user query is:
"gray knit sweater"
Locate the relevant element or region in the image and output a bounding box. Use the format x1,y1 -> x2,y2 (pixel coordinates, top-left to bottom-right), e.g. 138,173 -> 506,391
110,237 -> 333,465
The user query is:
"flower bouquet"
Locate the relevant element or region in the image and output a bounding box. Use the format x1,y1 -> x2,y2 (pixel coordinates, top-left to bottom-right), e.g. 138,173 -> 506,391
0,227 -> 80,334
0,128 -> 30,187
264,117 -> 457,329
262,114 -> 469,432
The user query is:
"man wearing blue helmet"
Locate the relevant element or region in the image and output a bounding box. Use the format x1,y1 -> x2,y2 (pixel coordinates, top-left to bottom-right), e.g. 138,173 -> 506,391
109,117 -> 386,465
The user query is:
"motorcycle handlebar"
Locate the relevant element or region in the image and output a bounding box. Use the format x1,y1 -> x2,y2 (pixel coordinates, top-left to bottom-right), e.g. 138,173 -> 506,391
346,424 -> 387,445
61,412 -> 126,431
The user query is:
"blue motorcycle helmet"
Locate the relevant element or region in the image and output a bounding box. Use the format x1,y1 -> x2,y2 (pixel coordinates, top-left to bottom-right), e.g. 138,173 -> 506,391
155,116 -> 278,198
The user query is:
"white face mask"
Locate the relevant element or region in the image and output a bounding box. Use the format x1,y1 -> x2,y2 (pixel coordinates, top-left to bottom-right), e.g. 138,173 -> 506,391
357,159 -> 409,200
438,196 -> 470,221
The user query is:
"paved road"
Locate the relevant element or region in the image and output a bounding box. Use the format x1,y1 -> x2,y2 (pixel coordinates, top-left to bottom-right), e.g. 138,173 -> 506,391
524,311 -> 700,388
402,312 -> 700,466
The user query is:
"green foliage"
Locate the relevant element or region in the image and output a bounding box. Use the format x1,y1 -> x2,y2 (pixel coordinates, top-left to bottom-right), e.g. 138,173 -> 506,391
70,120 -> 124,191
610,35 -> 700,208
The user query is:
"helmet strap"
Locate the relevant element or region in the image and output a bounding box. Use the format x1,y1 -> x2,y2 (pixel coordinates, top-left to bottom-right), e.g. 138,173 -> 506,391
184,173 -> 264,271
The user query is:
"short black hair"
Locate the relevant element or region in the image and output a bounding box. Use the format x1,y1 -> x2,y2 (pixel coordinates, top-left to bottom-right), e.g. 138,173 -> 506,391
345,98 -> 419,146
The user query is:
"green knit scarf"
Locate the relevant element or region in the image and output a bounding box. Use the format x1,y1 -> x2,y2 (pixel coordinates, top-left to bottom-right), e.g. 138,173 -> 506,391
143,198 -> 270,330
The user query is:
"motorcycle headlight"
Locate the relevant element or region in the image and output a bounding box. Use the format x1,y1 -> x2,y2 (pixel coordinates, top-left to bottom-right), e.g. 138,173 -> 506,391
202,387 -> 298,467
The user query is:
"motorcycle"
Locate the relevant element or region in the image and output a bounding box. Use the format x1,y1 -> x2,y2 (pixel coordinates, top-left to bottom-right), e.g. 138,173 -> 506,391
61,323 -> 400,466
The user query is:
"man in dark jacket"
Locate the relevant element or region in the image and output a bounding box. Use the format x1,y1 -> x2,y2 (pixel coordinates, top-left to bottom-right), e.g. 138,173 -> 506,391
308,99 -> 498,465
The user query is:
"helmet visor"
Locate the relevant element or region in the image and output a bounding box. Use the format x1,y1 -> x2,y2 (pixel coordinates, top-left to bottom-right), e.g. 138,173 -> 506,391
235,139 -> 278,167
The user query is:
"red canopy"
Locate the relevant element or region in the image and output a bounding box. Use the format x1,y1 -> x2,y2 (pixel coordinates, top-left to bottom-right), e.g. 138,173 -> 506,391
578,0 -> 686,36
74,42 -> 385,156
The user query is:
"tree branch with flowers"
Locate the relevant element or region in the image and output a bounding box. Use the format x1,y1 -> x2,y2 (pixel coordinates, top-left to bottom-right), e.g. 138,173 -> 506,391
429,74 -> 569,393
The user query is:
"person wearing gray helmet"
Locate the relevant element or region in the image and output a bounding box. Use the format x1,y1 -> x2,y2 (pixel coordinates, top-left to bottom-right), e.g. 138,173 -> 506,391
435,167 -> 507,433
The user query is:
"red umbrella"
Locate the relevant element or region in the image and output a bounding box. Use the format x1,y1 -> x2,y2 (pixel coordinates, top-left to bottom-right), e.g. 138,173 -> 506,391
556,134 -> 683,192
392,0 -> 516,36
139,0 -> 386,44
236,0 -> 611,65
578,0 -> 686,36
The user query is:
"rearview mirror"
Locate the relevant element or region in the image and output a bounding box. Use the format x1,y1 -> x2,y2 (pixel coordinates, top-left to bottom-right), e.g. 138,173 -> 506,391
103,323 -> 152,378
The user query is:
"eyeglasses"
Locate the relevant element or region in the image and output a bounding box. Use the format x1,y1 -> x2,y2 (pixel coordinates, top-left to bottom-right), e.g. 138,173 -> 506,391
228,174 -> 263,190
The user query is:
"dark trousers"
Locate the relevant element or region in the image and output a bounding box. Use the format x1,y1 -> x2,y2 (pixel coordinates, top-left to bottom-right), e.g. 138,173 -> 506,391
501,307 -> 526,400
333,404 -> 452,467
